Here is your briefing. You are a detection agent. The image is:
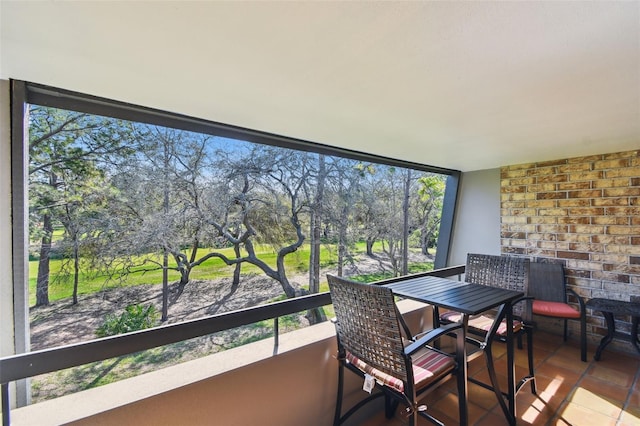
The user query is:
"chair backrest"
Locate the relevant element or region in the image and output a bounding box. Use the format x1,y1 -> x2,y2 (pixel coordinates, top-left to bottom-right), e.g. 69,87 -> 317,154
465,253 -> 530,319
528,262 -> 566,303
327,274 -> 408,383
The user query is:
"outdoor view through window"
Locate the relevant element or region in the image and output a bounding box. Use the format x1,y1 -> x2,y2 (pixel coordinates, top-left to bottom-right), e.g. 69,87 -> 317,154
27,103 -> 448,402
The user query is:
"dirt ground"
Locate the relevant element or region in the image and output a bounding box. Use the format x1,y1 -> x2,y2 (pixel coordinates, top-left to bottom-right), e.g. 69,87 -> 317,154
30,252 -> 433,350
27,252 -> 433,402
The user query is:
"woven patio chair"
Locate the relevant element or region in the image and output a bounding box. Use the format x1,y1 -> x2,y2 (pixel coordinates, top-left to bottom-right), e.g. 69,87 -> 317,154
437,253 -> 536,406
327,274 -> 467,426
529,261 -> 587,361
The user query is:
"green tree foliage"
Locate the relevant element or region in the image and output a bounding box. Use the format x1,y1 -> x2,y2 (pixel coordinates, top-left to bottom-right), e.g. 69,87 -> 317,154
28,105 -> 448,321
28,106 -> 137,306
95,304 -> 159,337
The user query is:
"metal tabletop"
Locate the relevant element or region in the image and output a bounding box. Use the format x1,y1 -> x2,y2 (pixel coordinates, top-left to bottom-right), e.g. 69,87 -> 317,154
384,275 -> 523,314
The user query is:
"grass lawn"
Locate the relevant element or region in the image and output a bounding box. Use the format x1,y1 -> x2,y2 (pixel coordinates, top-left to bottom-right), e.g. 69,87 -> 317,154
30,241 -> 433,305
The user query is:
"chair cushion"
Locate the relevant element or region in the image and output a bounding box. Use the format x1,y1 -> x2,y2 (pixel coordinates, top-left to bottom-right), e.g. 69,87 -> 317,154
440,310 -> 522,336
532,300 -> 581,319
345,347 -> 455,393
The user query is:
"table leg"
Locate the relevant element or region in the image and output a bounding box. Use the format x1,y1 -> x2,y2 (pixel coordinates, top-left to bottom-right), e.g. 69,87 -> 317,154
594,311 -> 615,361
632,316 -> 640,356
484,304 -> 515,425
459,314 -> 469,426
506,302 -> 516,425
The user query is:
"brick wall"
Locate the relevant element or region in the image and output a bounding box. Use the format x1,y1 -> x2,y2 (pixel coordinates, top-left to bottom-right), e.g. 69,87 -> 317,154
500,149 -> 640,350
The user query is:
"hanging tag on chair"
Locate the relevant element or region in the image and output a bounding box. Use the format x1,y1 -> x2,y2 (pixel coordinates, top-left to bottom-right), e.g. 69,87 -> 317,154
363,374 -> 375,394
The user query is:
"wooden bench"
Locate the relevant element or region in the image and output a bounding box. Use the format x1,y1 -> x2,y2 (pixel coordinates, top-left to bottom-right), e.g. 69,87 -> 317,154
586,298 -> 640,360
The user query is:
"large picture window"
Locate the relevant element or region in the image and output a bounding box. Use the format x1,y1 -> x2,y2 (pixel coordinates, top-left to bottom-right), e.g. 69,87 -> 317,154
12,81 -> 460,402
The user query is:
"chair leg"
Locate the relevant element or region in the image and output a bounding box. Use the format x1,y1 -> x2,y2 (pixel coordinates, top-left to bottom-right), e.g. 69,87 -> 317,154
484,344 -> 510,420
409,410 -> 418,426
580,314 -> 587,362
527,329 -> 537,394
333,362 -> 344,426
517,333 -> 523,350
384,395 -> 399,419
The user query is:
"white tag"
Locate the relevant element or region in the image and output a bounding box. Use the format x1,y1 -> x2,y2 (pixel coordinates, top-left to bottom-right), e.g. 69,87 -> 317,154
363,374 -> 375,394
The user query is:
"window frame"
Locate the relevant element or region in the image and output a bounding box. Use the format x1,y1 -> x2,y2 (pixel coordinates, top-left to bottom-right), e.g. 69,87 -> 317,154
9,77 -> 461,362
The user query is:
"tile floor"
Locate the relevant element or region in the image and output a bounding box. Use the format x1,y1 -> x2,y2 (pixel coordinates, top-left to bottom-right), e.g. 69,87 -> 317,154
358,330 -> 640,425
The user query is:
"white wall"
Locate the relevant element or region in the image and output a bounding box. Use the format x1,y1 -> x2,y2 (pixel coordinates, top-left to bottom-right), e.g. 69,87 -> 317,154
449,168 -> 501,265
0,79 -> 14,357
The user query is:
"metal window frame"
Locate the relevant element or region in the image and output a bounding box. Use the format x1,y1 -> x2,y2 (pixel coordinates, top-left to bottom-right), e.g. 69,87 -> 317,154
17,80 -> 461,264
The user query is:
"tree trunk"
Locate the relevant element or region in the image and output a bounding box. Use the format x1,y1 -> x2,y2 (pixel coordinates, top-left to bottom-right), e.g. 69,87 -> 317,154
162,250 -> 169,322
161,142 -> 170,322
337,204 -> 348,277
401,169 -> 411,276
35,212 -> 52,306
232,243 -> 241,293
309,155 -> 325,294
72,235 -> 79,305
366,237 -> 375,256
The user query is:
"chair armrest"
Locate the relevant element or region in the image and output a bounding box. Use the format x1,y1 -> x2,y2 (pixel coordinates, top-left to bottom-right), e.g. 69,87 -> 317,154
566,289 -> 586,312
513,295 -> 535,305
404,322 -> 463,356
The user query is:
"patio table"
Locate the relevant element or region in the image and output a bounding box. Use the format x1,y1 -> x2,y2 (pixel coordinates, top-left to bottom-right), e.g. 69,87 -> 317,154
384,274 -> 524,426
586,297 -> 640,361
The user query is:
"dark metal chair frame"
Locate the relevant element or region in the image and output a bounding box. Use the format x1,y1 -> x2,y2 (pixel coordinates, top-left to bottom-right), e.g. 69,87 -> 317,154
528,261 -> 587,361
437,253 -> 537,417
327,274 -> 467,426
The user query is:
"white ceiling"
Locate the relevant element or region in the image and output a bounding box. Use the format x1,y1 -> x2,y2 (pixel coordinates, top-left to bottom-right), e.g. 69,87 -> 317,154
1,1 -> 639,172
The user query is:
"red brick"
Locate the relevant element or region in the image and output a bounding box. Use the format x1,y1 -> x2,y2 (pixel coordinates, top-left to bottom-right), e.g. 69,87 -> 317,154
593,178 -> 632,188
558,217 -> 590,224
568,224 -> 605,234
538,208 -> 568,216
526,200 -> 557,208
591,235 -> 630,245
592,197 -> 631,206
593,158 -> 631,169
503,177 -> 536,185
568,189 -> 603,198
605,166 -> 640,178
501,169 -> 527,179
537,159 -> 567,167
568,171 -> 605,181
537,224 -> 568,233
502,185 -> 526,193
568,243 -> 603,252
536,174 -> 569,183
568,207 -> 605,216
557,163 -> 592,173
537,192 -> 567,200
557,181 -> 592,190
606,206 -> 640,216
558,234 -> 591,243
606,225 -> 640,235
568,154 -> 603,163
603,150 -> 639,160
603,187 -> 640,197
557,199 -> 591,208
557,251 -> 590,260
592,216 -> 629,225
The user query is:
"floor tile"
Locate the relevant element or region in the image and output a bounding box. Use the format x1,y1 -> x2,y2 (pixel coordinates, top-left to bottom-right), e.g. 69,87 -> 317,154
359,334 -> 640,425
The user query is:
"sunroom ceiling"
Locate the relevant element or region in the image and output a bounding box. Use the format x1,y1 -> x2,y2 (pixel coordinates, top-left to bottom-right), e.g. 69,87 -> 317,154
1,1 -> 639,172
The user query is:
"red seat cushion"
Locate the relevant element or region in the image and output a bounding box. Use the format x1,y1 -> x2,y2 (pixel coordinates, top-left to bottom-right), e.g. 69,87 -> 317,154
345,347 -> 455,393
532,300 -> 580,319
440,310 -> 522,336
